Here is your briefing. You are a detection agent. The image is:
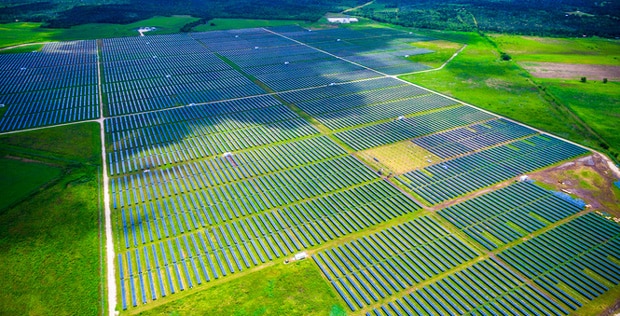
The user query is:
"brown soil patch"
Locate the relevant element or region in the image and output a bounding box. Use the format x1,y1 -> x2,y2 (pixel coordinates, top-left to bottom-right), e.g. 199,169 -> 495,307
527,153 -> 620,217
520,62 -> 620,80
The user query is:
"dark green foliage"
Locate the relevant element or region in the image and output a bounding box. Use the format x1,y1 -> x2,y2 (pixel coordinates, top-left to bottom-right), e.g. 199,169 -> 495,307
603,78 -> 608,84
0,2 -> 57,23
581,76 -> 587,83
500,52 -> 511,61
180,17 -> 209,32
2,0 -> 363,28
354,0 -> 620,38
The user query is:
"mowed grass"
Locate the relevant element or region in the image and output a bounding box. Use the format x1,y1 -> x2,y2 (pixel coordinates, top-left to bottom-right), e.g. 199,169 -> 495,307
0,16 -> 200,48
0,122 -> 101,163
356,141 -> 441,175
491,34 -> 620,65
407,40 -> 463,68
136,259 -> 345,316
0,122 -> 103,315
399,31 -> 600,149
539,79 -> 620,154
193,18 -> 306,32
0,158 -> 61,210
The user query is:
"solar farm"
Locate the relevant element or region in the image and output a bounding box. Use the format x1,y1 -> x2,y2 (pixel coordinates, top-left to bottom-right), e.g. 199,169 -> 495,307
0,24 -> 618,315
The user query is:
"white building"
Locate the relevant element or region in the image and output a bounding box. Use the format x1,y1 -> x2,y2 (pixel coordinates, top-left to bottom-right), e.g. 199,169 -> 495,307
327,17 -> 359,24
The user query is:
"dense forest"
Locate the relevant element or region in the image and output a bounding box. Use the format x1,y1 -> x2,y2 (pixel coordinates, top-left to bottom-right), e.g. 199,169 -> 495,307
353,0 -> 620,37
0,0 -> 363,26
1,0 -> 619,37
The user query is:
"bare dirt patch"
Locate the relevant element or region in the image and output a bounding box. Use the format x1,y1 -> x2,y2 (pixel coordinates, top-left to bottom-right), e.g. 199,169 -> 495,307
527,153 -> 620,217
520,62 -> 620,80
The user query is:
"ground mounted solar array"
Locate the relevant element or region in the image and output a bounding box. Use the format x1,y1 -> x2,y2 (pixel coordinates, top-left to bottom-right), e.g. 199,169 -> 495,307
2,24 -> 615,316
412,119 -> 538,159
439,181 -> 583,250
398,135 -> 589,205
499,213 -> 620,312
365,258 -> 569,316
271,26 -> 434,75
313,216 -> 479,311
0,41 -> 99,131
313,181 -> 619,315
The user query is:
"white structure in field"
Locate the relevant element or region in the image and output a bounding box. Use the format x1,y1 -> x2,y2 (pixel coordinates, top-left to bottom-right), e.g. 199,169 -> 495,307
327,17 -> 359,23
294,252 -> 308,261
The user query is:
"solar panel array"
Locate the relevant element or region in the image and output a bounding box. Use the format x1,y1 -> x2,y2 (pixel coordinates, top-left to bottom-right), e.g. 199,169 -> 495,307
270,26 -> 434,75
0,25 -> 611,316
0,40 -> 99,131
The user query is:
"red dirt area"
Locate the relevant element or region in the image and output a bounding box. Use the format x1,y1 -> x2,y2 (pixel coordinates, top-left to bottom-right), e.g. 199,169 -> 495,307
520,62 -> 620,80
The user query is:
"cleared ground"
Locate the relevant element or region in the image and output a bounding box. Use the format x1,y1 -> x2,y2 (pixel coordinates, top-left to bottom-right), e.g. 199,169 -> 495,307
520,62 -> 620,80
529,153 -> 620,217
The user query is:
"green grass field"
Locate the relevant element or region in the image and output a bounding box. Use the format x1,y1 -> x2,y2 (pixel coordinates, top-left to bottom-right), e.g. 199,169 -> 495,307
137,259 -> 344,316
193,18 -> 306,32
0,158 -> 61,210
0,16 -> 200,48
405,40 -> 463,68
356,141 -> 440,175
540,79 -> 620,154
491,34 -> 620,65
0,122 -> 101,164
0,123 -> 103,315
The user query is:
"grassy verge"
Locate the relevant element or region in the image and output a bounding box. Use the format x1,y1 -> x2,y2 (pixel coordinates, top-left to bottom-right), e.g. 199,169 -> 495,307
136,259 -> 345,316
0,122 -> 103,315
356,141 -> 440,175
0,43 -> 44,54
0,122 -> 101,163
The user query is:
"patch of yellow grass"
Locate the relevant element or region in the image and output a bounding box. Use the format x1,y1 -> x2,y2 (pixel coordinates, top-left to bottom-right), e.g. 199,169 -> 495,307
356,141 -> 441,175
413,40 -> 461,50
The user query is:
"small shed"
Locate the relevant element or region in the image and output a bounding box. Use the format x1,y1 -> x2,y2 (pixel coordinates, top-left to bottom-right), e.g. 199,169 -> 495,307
294,251 -> 308,261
